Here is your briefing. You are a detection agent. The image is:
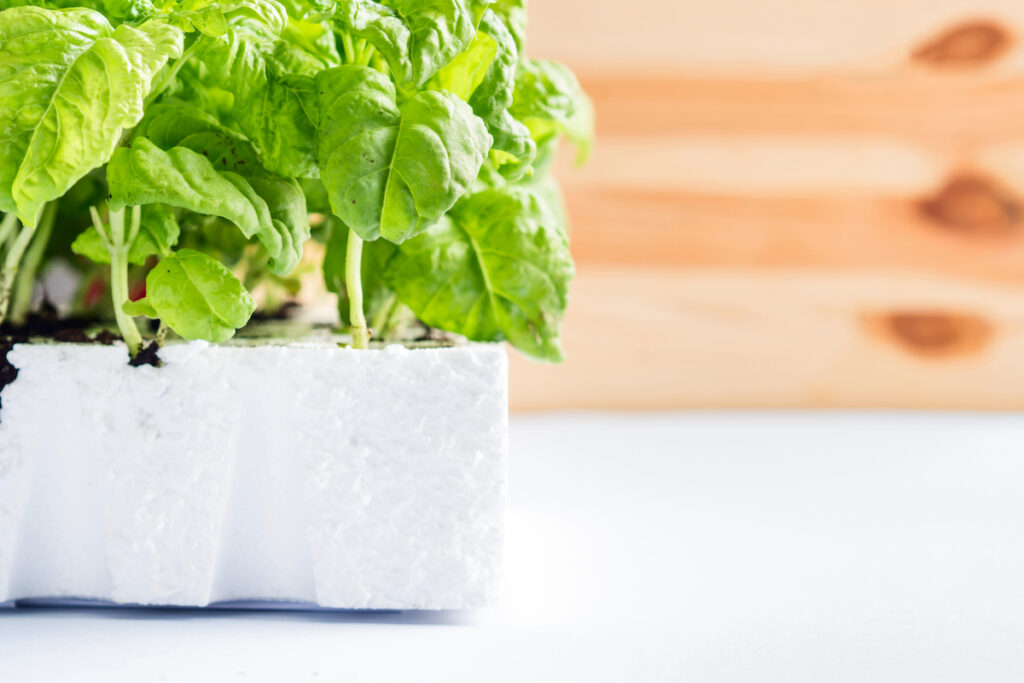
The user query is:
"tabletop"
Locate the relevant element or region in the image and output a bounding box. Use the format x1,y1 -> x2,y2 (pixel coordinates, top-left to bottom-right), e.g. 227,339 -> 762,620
2,413 -> 1023,682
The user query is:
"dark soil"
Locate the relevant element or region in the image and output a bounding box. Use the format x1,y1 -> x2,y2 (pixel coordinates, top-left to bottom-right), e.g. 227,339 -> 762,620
52,328 -> 92,343
93,329 -> 118,345
1,303 -> 121,347
0,311 -> 95,338
414,325 -> 458,345
129,341 -> 162,368
248,300 -> 300,323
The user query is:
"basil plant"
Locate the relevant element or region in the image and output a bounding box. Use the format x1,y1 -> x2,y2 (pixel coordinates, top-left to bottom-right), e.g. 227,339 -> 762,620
0,0 -> 592,361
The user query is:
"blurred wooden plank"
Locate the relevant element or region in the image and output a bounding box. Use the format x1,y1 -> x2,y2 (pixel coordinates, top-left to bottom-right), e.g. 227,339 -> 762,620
564,175 -> 1024,279
580,73 -> 1024,148
528,0 -> 1024,72
508,266 -> 1024,411
517,1 -> 1024,411
559,137 -> 941,194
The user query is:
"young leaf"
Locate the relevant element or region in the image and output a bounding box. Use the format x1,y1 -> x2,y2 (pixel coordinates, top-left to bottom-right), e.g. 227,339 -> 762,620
200,4 -> 323,178
107,138 -> 263,234
433,27 -> 499,100
142,249 -> 256,342
0,7 -> 183,225
467,11 -> 535,178
122,297 -> 158,318
428,11 -> 533,178
510,58 -> 595,165
107,137 -> 308,275
71,204 -> 180,265
386,186 -> 573,361
317,64 -> 491,244
490,0 -> 525,54
331,0 -> 477,88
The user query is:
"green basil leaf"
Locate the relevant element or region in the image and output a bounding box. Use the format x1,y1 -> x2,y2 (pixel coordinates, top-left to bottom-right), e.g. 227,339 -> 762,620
317,64 -> 491,244
144,249 -> 256,342
429,11 -> 533,178
433,25 -> 498,100
387,185 -> 573,361
510,58 -> 594,165
470,11 -> 535,177
122,297 -> 158,319
331,0 -> 477,88
490,0 -> 525,54
108,137 -> 308,275
200,4 -> 322,178
0,7 -> 183,225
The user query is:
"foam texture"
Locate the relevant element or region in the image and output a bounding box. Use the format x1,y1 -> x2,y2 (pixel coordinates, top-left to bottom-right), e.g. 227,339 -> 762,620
0,341 -> 508,609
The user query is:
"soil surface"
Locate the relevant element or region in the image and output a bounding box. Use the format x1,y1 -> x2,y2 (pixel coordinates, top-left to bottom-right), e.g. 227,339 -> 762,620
129,341 -> 162,368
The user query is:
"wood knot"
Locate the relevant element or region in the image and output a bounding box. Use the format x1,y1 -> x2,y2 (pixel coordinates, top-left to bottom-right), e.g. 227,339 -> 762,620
918,173 -> 1020,238
912,20 -> 1014,66
864,311 -> 993,359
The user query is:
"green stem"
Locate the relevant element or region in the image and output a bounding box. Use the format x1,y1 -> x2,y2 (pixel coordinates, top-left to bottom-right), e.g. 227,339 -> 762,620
341,33 -> 357,64
94,206 -> 144,357
355,39 -> 375,67
0,213 -> 17,246
346,228 -> 369,349
0,225 -> 36,327
9,202 -> 57,326
155,320 -> 169,347
369,292 -> 398,340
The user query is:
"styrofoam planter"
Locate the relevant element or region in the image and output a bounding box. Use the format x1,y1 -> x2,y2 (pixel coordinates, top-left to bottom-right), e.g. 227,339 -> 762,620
0,340 -> 507,610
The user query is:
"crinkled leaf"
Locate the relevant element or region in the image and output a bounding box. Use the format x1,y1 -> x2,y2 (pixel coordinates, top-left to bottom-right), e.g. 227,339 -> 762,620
431,11 -> 534,178
0,7 -> 183,225
490,0 -> 525,53
387,185 -> 572,361
71,204 -> 180,265
510,58 -> 594,165
142,248 -> 256,342
317,64 -> 491,244
331,0 -> 477,88
200,4 -> 322,178
433,26 -> 498,100
108,137 -> 262,230
108,136 -> 307,275
274,16 -> 340,71
245,176 -> 308,273
469,11 -> 535,177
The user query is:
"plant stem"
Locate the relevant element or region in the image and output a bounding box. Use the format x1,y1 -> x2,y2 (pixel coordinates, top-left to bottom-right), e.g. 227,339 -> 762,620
0,213 -> 17,246
94,205 -> 144,357
9,202 -> 57,326
155,320 -> 169,347
0,219 -> 38,327
345,228 -> 369,349
369,292 -> 398,340
341,33 -> 357,64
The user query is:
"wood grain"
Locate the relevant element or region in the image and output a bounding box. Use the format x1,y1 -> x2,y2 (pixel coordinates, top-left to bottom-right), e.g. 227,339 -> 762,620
508,267 -> 1024,411
527,0 -> 1024,72
503,0 -> 1024,409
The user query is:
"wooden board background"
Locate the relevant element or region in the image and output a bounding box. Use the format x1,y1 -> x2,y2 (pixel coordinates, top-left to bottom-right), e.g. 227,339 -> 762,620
506,0 -> 1024,410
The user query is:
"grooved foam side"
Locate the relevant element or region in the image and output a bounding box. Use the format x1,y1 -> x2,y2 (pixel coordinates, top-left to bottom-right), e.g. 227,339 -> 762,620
0,342 -> 507,609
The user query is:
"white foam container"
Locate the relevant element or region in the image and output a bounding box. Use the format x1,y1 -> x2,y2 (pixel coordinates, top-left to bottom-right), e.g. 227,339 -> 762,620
0,340 -> 508,610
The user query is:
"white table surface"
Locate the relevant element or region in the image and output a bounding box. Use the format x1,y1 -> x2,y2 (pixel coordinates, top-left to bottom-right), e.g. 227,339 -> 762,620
3,413 -> 1024,682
